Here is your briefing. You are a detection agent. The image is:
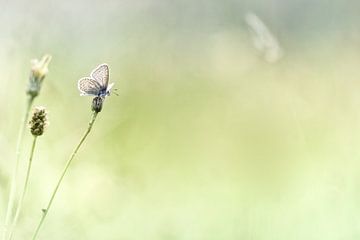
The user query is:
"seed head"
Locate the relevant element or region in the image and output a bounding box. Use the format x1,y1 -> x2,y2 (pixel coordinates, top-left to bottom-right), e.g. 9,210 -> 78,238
92,97 -> 104,113
29,107 -> 48,136
27,54 -> 52,98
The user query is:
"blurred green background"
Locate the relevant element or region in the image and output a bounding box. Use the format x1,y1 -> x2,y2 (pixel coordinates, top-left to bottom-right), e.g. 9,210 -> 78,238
2,0 -> 360,239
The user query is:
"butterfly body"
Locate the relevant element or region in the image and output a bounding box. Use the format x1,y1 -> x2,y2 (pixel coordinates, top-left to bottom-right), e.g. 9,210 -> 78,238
98,88 -> 109,97
78,63 -> 114,97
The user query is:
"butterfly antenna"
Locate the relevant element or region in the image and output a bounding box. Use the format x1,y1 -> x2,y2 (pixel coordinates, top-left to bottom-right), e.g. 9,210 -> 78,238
113,88 -> 119,96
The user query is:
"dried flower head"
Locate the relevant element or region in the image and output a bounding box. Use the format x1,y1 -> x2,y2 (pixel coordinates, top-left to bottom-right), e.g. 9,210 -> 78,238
92,96 -> 104,113
27,54 -> 52,98
29,107 -> 48,136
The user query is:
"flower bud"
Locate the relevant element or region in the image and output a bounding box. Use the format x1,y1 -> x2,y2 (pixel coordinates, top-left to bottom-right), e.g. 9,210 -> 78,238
29,107 -> 48,136
92,97 -> 104,113
27,55 -> 52,98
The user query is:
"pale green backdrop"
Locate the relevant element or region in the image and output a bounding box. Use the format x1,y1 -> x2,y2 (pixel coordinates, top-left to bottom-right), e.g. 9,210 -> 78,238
1,0 -> 360,239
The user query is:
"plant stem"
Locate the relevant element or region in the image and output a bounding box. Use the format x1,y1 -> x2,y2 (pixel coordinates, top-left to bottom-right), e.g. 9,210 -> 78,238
31,112 -> 98,240
3,96 -> 34,240
8,137 -> 37,240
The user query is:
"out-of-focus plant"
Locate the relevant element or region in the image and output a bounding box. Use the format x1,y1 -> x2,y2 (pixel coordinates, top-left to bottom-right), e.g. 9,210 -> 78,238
8,107 -> 49,240
3,55 -> 51,240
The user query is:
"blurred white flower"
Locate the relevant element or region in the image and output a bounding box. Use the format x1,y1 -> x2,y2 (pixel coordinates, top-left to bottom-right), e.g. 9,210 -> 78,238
245,12 -> 283,63
31,54 -> 52,80
27,54 -> 52,97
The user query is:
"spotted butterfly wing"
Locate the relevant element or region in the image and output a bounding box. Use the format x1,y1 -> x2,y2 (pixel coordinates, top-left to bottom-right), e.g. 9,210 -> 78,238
78,77 -> 102,96
91,63 -> 109,88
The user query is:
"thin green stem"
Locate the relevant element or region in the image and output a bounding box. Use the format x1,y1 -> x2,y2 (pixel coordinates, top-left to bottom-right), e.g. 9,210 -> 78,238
31,112 -> 98,240
3,96 -> 34,240
8,137 -> 37,240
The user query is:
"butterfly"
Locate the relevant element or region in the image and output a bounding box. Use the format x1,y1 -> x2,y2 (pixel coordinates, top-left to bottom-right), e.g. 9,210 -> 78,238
78,63 -> 114,97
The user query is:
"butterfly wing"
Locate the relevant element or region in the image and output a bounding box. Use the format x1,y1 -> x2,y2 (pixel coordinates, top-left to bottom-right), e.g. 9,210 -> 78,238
78,77 -> 102,96
91,63 -> 109,88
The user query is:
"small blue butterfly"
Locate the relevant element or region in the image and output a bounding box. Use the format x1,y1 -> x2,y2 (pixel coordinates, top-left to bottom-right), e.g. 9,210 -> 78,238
78,63 -> 114,97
